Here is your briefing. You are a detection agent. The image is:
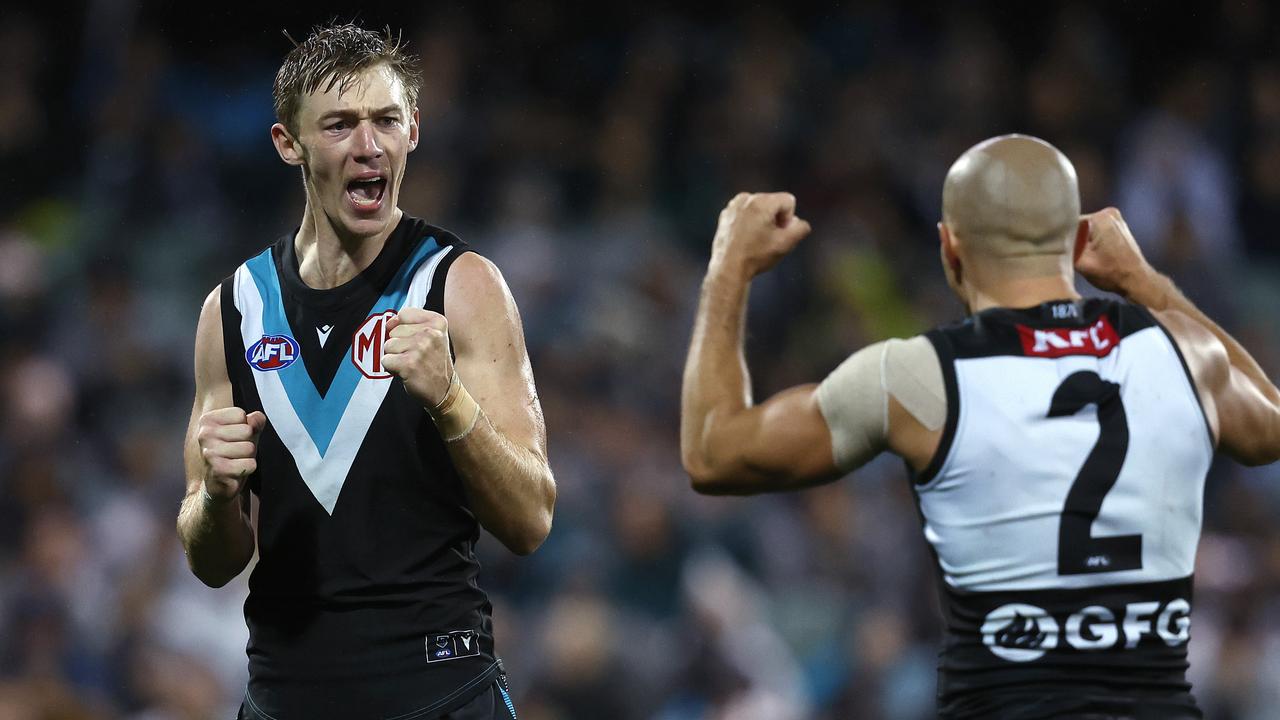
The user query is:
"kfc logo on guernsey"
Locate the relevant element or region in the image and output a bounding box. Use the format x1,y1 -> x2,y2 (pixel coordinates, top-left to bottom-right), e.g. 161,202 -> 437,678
1017,316 -> 1120,358
247,335 -> 300,371
352,310 -> 397,379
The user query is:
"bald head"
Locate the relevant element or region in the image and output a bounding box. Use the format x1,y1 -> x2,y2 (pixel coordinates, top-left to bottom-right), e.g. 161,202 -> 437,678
942,135 -> 1080,266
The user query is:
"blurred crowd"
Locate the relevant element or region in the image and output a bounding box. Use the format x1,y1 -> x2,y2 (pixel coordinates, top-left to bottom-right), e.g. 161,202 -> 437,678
5,2 -> 1280,719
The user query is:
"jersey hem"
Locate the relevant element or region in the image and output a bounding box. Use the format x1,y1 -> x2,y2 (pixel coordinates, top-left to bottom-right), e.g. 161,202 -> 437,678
243,660 -> 501,720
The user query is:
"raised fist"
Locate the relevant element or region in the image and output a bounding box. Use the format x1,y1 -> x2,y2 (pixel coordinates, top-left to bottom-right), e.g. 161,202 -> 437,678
1076,208 -> 1155,296
197,407 -> 266,503
710,192 -> 813,278
381,307 -> 454,407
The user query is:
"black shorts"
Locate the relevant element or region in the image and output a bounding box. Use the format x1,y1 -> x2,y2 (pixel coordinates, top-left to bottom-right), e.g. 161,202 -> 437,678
237,672 -> 518,720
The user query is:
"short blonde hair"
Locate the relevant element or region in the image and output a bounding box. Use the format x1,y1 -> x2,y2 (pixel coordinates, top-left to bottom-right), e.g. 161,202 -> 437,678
273,23 -> 422,136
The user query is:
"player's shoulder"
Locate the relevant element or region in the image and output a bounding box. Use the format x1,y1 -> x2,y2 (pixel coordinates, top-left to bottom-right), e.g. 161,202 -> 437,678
1149,306 -> 1229,389
1149,305 -> 1218,347
444,252 -> 511,311
406,217 -> 512,321
409,216 -> 495,279
200,284 -> 222,316
885,334 -> 937,361
823,335 -> 936,390
193,283 -> 226,354
403,219 -> 496,291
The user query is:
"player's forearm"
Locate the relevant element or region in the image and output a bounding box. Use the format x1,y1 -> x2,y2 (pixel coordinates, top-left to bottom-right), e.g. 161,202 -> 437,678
445,416 -> 555,556
681,265 -> 754,485
1126,271 -> 1280,403
177,491 -> 255,587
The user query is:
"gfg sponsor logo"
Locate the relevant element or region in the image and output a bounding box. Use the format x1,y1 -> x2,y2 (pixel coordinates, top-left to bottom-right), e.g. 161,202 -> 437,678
982,599 -> 1190,662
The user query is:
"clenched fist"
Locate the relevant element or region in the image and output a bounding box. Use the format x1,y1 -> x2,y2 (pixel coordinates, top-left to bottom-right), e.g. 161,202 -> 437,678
198,407 -> 266,503
710,192 -> 813,278
381,307 -> 454,408
1076,207 -> 1156,296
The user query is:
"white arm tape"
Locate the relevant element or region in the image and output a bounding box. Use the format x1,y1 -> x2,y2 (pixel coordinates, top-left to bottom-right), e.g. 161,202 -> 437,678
816,336 -> 945,471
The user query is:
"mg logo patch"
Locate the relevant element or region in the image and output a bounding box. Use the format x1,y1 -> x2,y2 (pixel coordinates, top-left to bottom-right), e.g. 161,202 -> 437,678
352,310 -> 396,379
246,335 -> 299,371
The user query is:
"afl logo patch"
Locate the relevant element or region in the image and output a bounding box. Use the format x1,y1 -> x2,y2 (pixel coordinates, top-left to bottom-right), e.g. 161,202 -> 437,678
247,334 -> 299,371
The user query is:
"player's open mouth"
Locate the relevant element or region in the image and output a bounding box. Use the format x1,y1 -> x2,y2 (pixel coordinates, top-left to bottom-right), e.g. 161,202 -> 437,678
346,177 -> 387,212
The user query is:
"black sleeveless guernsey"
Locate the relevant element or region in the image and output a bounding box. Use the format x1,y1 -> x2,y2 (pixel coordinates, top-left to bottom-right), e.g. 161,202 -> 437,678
219,215 -> 499,719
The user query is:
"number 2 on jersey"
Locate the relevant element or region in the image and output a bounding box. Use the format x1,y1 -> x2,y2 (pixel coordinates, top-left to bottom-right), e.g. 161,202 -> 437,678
1047,371 -> 1143,575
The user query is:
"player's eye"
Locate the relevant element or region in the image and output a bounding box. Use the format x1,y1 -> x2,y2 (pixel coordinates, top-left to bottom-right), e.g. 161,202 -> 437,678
377,117 -> 399,127
327,121 -> 347,132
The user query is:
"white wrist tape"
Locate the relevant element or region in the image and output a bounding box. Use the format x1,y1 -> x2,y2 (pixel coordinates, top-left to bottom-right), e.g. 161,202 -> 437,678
430,370 -> 482,442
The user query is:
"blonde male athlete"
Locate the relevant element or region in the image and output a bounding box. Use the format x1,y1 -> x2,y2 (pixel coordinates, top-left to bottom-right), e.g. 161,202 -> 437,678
176,24 -> 553,720
681,134 -> 1280,719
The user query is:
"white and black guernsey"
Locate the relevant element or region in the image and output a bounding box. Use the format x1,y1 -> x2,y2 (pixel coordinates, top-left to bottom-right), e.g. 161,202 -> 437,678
219,215 -> 500,719
918,298 -> 1213,719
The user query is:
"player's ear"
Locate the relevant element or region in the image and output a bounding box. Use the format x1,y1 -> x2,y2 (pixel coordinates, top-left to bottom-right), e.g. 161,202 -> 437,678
271,123 -> 305,167
408,107 -> 420,153
939,222 -> 963,287
1072,217 -> 1089,264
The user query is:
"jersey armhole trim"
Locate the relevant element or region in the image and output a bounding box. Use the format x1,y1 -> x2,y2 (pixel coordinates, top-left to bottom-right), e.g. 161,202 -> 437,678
914,329 -> 960,486
427,246 -> 472,364
425,245 -> 473,313
1144,308 -> 1217,451
219,277 -> 244,410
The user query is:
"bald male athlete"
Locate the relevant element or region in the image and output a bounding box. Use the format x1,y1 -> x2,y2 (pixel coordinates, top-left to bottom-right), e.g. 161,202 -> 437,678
681,135 -> 1280,719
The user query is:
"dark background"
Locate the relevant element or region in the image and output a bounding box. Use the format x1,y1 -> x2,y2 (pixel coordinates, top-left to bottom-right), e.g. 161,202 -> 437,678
4,1 -> 1280,718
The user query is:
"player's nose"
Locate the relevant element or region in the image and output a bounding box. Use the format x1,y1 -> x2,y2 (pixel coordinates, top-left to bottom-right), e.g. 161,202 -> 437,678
351,120 -> 384,160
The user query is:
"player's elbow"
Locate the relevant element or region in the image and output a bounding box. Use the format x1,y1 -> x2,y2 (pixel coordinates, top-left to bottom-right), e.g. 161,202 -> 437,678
505,514 -> 552,556
185,555 -> 243,589
686,464 -> 729,494
507,534 -> 545,557
507,480 -> 556,556
684,454 -> 756,496
681,415 -> 764,494
682,436 -> 722,492
680,432 -> 748,493
179,525 -> 252,588
690,475 -> 745,495
682,450 -> 720,493
194,568 -> 237,589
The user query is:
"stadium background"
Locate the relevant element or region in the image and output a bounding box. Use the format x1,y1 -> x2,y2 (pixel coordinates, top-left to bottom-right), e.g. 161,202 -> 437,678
4,1 -> 1280,718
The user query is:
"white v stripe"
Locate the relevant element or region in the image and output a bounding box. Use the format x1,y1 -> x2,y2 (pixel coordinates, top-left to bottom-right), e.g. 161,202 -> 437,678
234,245 -> 453,514
317,325 -> 334,347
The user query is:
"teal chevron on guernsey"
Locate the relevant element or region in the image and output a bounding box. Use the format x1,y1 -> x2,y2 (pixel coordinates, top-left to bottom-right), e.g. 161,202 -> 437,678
233,237 -> 454,514
243,236 -> 444,454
